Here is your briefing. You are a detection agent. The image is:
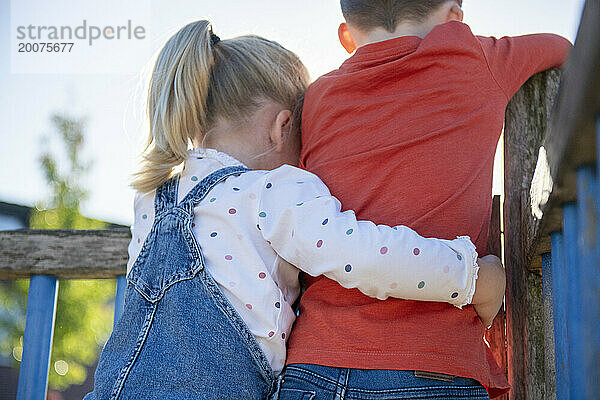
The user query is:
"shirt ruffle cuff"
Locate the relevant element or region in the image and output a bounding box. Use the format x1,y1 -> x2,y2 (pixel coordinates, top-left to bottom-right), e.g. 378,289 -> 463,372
448,235 -> 480,309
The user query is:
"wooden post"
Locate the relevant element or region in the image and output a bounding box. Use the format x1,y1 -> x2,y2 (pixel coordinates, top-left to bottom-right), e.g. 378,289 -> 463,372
113,275 -> 127,329
572,166 -> 599,398
549,231 -> 570,399
541,252 -> 557,400
501,3 -> 600,397
485,195 -> 508,400
562,203 -> 579,399
504,69 -> 561,399
16,275 -> 58,400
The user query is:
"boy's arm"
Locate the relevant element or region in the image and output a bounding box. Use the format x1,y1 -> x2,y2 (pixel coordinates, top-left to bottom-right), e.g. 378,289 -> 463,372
257,165 -> 479,308
477,33 -> 572,100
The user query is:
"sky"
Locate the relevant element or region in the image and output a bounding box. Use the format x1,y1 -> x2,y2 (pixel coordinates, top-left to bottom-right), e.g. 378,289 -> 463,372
0,0 -> 587,225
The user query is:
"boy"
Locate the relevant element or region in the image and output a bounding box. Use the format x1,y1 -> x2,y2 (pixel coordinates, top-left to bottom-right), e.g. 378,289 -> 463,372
280,1 -> 571,398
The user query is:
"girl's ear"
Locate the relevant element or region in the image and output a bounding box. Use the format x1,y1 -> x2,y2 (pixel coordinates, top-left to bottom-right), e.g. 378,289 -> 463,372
448,3 -> 464,22
338,23 -> 357,54
270,109 -> 293,152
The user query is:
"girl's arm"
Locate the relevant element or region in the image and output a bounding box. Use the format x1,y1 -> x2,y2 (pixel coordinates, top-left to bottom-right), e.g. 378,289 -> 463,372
256,165 -> 479,308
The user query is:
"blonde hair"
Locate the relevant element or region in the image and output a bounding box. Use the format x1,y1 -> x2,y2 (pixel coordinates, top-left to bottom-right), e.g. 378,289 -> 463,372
131,20 -> 310,193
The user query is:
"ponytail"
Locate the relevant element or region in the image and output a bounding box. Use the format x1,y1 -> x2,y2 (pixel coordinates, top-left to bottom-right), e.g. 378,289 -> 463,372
131,20 -> 309,194
131,20 -> 216,193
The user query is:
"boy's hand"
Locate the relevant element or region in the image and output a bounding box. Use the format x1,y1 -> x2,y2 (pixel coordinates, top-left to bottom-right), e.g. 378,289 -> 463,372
471,255 -> 506,328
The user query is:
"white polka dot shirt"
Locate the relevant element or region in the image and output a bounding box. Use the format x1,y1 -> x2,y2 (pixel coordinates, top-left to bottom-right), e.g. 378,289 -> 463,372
128,148 -> 479,375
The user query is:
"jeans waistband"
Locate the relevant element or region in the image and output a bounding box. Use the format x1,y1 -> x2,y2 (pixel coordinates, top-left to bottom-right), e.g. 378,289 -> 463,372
283,364 -> 485,392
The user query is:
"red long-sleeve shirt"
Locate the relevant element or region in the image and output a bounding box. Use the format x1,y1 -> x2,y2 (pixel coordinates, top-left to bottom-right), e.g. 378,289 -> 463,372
287,21 -> 570,398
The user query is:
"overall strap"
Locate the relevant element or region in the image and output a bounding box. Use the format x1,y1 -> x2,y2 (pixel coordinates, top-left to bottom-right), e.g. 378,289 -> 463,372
179,165 -> 250,208
154,166 -> 249,216
154,174 -> 180,215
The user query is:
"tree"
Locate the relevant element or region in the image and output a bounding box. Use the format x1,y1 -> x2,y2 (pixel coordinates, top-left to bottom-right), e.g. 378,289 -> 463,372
0,114 -> 116,391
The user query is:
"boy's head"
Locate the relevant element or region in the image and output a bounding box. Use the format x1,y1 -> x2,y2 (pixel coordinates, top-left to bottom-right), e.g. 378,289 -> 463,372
339,0 -> 463,53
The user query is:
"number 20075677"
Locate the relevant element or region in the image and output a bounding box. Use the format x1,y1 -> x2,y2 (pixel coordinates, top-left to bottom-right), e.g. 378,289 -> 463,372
17,42 -> 74,52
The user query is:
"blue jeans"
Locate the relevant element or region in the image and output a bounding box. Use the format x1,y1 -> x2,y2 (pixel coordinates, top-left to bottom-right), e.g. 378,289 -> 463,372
277,364 -> 490,400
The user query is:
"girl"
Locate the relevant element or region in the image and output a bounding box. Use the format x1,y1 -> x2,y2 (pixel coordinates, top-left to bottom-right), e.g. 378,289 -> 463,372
85,20 -> 500,400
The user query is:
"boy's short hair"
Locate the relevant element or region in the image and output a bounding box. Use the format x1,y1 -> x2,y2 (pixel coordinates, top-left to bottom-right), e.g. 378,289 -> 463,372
291,93 -> 305,137
341,0 -> 462,33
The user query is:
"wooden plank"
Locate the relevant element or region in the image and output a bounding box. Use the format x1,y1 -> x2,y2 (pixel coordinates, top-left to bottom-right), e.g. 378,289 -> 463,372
544,0 -> 600,196
485,195 -> 508,400
503,188 -> 528,398
541,252 -> 557,400
113,275 -> 127,329
526,269 -> 546,400
0,229 -> 129,279
562,203 -> 579,399
507,69 -> 562,272
504,69 -> 561,399
16,275 -> 58,400
527,0 -> 600,257
550,231 -> 570,398
486,195 -> 503,259
573,166 -> 599,398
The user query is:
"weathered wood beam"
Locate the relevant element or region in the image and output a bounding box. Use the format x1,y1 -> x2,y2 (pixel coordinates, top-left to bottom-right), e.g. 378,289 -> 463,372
506,69 -> 562,273
503,4 -> 600,395
504,69 -> 561,399
527,0 -> 600,258
0,229 -> 129,279
504,5 -> 600,396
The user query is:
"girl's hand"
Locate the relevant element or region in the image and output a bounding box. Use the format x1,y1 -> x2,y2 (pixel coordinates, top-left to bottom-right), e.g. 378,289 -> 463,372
471,255 -> 506,328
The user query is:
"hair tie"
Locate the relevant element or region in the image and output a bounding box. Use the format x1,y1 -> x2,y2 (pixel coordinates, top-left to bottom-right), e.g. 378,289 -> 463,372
210,33 -> 220,46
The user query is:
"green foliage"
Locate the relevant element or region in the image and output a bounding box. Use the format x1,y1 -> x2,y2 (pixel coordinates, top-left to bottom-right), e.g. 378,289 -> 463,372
0,114 -> 117,390
0,280 -> 28,361
46,279 -> 114,389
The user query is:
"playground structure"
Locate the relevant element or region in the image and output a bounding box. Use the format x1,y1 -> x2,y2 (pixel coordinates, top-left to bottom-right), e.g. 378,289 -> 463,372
1,1 -> 598,398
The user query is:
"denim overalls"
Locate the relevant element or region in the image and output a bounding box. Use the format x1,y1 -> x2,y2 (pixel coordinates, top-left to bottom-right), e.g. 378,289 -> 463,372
84,166 -> 278,400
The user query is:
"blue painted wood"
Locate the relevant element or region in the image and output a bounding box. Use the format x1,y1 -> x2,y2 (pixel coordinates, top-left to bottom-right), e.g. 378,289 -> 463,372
541,252 -> 558,398
16,275 -> 58,400
113,275 -> 126,329
593,117 -> 600,398
562,203 -> 579,399
574,165 -> 599,398
550,232 -> 570,399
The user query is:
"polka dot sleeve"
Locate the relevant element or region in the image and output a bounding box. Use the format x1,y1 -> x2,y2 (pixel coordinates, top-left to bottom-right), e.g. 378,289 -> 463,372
256,164 -> 479,308
126,190 -> 155,276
